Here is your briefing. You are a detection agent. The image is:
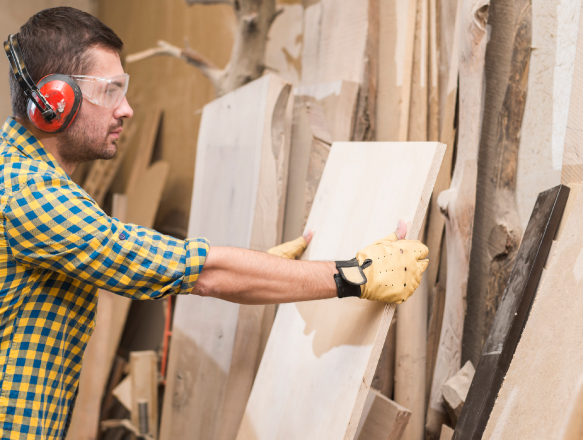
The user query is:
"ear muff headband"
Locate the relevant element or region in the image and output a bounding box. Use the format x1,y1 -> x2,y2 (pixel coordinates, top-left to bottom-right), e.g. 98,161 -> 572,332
4,34 -> 58,123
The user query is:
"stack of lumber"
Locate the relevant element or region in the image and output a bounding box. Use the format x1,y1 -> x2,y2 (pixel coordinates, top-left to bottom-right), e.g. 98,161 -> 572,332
84,0 -> 583,438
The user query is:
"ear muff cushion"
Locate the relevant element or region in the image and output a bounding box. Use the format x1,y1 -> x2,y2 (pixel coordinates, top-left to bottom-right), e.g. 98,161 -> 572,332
28,74 -> 83,134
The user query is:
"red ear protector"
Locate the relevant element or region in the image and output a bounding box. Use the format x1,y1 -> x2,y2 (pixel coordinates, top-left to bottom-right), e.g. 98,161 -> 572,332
3,34 -> 82,133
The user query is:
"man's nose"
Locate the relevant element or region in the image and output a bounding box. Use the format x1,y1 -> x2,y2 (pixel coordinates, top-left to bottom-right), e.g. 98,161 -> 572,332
113,96 -> 133,119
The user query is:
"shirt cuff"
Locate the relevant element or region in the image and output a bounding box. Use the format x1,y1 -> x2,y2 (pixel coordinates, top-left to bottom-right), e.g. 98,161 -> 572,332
177,237 -> 210,295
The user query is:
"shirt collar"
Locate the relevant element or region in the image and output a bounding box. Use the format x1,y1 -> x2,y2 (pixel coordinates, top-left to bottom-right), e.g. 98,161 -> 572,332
1,117 -> 68,178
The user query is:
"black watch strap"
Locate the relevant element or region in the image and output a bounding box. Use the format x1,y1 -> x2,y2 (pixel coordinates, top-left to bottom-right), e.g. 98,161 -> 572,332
334,258 -> 372,298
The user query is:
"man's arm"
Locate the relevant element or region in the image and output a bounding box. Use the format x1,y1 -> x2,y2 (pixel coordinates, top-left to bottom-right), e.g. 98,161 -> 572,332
192,247 -> 337,305
6,174 -> 208,299
191,221 -> 410,304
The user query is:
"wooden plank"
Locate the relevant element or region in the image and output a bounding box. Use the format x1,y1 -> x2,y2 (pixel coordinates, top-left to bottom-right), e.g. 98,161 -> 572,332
442,361 -> 475,426
301,0 -> 378,140
560,1 -> 583,186
561,375 -> 583,440
283,81 -> 360,242
426,282 -> 446,405
516,0 -> 580,228
376,0 -> 417,142
426,0 -> 491,435
371,315 -> 397,399
428,0 -> 439,143
237,141 -> 445,440
125,161 -> 170,227
424,0 -> 461,298
461,185 -> 573,440
355,389 -> 412,440
159,74 -> 292,440
406,0 -> 428,143
462,0 -> 531,368
394,1 -> 430,438
130,351 -> 158,438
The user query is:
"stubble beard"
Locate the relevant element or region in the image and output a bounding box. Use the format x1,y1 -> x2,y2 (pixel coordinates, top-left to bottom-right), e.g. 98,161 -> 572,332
57,114 -> 122,165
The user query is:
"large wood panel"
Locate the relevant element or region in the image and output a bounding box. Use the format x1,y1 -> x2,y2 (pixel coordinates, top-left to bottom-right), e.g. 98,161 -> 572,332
453,184 -> 569,440
237,141 -> 445,440
159,74 -> 292,440
482,187 -> 583,439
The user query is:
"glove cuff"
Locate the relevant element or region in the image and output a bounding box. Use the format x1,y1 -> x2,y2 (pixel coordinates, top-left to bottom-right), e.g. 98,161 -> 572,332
334,258 -> 372,298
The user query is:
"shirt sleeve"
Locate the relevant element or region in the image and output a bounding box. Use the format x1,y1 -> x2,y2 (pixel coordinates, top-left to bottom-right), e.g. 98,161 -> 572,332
4,172 -> 209,300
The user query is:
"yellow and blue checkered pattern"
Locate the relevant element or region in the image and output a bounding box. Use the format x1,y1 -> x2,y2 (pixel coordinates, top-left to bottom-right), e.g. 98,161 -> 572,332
0,118 -> 209,439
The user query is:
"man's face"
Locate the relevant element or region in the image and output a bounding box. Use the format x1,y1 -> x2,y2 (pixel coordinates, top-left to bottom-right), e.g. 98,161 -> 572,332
57,47 -> 133,164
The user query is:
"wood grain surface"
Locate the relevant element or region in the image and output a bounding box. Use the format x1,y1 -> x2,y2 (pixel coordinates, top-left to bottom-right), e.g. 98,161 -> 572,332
237,141 -> 445,440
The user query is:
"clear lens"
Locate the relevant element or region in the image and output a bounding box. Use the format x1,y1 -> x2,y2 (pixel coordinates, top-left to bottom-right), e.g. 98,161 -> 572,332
70,74 -> 129,108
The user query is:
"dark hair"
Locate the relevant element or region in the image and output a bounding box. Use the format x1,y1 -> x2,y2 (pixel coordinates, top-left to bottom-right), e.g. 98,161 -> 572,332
9,7 -> 123,118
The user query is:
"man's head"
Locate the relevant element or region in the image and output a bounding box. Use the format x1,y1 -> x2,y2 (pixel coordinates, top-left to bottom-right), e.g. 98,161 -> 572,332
9,7 -> 133,169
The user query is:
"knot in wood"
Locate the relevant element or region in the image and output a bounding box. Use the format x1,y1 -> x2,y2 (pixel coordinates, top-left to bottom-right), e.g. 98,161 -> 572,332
488,223 -> 514,259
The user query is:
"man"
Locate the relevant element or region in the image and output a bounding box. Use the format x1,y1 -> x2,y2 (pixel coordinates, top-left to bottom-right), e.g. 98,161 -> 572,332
0,7 -> 429,440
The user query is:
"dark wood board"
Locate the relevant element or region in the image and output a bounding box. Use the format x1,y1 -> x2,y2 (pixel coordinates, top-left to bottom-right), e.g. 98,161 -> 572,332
452,184 -> 570,440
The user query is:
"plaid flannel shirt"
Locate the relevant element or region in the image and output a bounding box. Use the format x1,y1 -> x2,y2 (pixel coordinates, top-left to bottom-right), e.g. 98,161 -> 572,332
0,118 -> 209,439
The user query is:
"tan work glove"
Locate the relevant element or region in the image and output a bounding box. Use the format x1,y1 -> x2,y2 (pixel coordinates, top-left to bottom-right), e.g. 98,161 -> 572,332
335,233 -> 429,303
267,234 -> 310,259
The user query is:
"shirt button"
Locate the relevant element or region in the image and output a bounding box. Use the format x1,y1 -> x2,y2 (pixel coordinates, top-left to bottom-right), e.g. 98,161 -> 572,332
119,232 -> 128,240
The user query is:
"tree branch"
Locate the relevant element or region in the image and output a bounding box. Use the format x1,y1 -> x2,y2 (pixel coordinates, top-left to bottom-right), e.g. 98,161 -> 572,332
125,0 -> 277,97
126,40 -> 223,92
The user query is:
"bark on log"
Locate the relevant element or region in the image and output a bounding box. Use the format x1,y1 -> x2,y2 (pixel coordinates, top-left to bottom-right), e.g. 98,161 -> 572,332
426,0 -> 490,437
126,0 -> 280,97
462,0 -> 531,367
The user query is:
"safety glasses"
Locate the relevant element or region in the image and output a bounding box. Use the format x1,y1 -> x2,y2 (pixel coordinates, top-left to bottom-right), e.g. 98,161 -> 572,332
70,73 -> 129,109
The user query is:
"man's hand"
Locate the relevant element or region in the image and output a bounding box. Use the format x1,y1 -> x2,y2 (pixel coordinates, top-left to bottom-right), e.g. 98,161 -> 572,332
267,231 -> 314,259
334,220 -> 429,303
357,232 -> 428,303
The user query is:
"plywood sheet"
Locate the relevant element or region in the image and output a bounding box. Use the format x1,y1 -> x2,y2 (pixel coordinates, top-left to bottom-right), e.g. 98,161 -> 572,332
482,188 -> 583,439
237,141 -> 445,440
159,74 -> 292,440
